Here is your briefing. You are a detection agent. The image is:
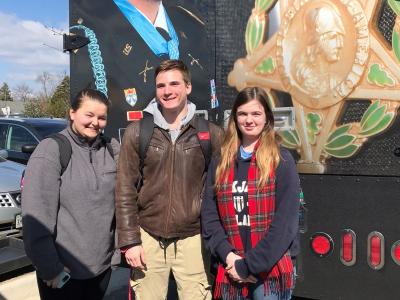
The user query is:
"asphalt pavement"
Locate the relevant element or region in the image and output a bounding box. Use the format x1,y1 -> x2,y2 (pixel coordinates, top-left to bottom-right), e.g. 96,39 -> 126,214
0,267 -> 183,300
0,267 -> 129,300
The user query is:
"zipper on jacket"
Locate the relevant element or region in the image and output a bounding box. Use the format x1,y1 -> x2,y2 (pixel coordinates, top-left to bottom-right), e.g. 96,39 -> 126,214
89,148 -> 99,190
164,124 -> 191,236
164,135 -> 175,236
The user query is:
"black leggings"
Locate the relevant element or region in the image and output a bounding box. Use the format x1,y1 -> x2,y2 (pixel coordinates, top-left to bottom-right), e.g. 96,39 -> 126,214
37,268 -> 112,300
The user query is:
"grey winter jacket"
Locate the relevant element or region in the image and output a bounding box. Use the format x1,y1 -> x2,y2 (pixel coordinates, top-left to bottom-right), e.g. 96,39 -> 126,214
22,127 -> 119,280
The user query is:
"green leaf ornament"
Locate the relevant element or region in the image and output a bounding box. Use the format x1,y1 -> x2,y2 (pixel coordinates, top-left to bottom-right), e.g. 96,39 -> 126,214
388,0 -> 400,16
324,144 -> 360,158
245,14 -> 265,54
255,0 -> 275,12
280,130 -> 300,149
256,57 -> 275,74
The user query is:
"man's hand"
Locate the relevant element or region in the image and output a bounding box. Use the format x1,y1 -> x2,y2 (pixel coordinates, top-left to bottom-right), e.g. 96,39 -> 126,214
125,245 -> 146,270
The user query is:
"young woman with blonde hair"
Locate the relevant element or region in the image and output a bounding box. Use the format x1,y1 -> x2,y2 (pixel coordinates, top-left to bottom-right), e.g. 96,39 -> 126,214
201,87 -> 299,300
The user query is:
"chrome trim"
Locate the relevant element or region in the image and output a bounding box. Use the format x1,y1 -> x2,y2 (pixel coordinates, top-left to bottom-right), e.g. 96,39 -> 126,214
0,193 -> 17,208
340,229 -> 356,266
367,231 -> 385,270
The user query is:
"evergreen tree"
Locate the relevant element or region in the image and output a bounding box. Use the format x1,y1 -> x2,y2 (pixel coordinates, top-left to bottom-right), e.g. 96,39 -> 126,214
23,99 -> 49,118
47,76 -> 70,118
0,82 -> 13,101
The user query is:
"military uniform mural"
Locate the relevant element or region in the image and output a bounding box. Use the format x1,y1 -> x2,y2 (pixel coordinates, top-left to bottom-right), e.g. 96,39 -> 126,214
229,0 -> 400,176
69,0 -> 215,139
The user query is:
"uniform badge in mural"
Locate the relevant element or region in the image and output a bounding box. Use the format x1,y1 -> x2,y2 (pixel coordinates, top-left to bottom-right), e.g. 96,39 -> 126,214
124,88 -> 138,107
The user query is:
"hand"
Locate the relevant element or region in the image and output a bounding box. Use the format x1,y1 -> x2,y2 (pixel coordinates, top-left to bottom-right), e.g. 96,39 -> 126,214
226,252 -> 241,269
225,252 -> 243,282
225,253 -> 257,284
44,267 -> 70,289
125,245 -> 146,270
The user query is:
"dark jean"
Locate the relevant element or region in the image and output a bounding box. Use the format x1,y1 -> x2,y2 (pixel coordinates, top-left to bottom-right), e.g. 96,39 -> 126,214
36,268 -> 112,300
249,281 -> 293,300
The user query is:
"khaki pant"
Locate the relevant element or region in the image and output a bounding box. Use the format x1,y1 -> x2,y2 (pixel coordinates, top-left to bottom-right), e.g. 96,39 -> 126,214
130,229 -> 211,300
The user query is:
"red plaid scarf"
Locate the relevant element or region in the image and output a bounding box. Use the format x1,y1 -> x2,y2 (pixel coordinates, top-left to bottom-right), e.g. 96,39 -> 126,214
214,152 -> 294,300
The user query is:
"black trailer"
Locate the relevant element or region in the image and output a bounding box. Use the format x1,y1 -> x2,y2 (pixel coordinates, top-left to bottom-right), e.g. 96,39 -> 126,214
68,1 -> 400,299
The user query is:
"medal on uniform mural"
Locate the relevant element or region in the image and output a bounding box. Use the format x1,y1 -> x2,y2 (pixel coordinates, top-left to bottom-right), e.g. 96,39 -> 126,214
228,0 -> 400,174
124,88 -> 138,107
210,79 -> 219,109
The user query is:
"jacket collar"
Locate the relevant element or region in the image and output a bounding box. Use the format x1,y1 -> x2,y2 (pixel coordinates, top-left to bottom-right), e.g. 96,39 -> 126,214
67,126 -> 103,149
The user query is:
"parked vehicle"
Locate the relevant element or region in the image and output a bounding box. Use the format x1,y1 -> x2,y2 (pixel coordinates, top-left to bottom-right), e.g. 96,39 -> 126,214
0,118 -> 68,164
0,150 -> 24,238
0,149 -> 31,274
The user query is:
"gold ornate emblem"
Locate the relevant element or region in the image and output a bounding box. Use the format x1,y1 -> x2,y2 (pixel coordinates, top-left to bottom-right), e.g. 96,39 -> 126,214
228,0 -> 400,173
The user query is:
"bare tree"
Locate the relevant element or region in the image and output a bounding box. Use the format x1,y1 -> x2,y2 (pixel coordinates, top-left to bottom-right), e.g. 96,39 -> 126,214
13,84 -> 33,102
36,71 -> 55,100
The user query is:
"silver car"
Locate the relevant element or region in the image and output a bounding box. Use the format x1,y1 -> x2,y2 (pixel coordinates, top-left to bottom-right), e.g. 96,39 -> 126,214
0,150 -> 24,238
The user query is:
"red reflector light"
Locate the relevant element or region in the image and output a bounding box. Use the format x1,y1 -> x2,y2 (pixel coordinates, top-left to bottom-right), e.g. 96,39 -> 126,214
391,241 -> 400,266
340,229 -> 356,266
367,231 -> 384,270
342,234 -> 353,261
370,236 -> 381,266
310,233 -> 333,257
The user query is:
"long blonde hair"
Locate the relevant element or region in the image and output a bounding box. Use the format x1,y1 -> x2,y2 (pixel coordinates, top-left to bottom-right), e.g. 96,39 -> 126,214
215,87 -> 281,189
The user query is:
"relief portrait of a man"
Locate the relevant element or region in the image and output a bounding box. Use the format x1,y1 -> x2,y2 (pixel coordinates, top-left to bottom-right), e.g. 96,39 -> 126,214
293,5 -> 345,98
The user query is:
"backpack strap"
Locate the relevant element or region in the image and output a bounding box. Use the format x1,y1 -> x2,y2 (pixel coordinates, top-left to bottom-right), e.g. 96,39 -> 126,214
139,111 -> 155,171
101,135 -> 115,160
138,113 -> 211,172
196,117 -> 212,170
48,133 -> 72,175
50,133 -> 114,176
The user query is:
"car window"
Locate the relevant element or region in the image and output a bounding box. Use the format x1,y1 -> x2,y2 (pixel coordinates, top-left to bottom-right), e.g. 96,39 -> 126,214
31,123 -> 67,139
0,124 -> 8,149
7,125 -> 38,152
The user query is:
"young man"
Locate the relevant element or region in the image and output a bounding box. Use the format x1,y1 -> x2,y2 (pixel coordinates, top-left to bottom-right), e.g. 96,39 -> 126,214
115,60 -> 223,300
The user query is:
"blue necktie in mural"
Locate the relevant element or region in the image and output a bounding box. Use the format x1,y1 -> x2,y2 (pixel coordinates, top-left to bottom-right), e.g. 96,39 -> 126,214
113,0 -> 180,59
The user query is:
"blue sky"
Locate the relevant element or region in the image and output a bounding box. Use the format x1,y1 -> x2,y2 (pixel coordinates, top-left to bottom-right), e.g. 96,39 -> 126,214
0,0 -> 69,95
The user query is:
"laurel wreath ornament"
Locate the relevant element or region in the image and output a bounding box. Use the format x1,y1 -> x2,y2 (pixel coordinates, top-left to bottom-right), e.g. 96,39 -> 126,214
389,0 -> 400,63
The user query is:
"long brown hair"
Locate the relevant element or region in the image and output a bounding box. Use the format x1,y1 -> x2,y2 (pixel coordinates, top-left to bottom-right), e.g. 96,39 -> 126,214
215,87 -> 281,189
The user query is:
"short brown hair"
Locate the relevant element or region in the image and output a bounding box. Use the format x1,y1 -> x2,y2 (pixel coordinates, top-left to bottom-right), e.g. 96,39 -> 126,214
154,59 -> 191,84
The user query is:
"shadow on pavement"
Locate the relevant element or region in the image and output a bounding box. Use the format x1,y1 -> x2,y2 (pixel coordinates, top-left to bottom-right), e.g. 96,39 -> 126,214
104,267 -> 179,300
